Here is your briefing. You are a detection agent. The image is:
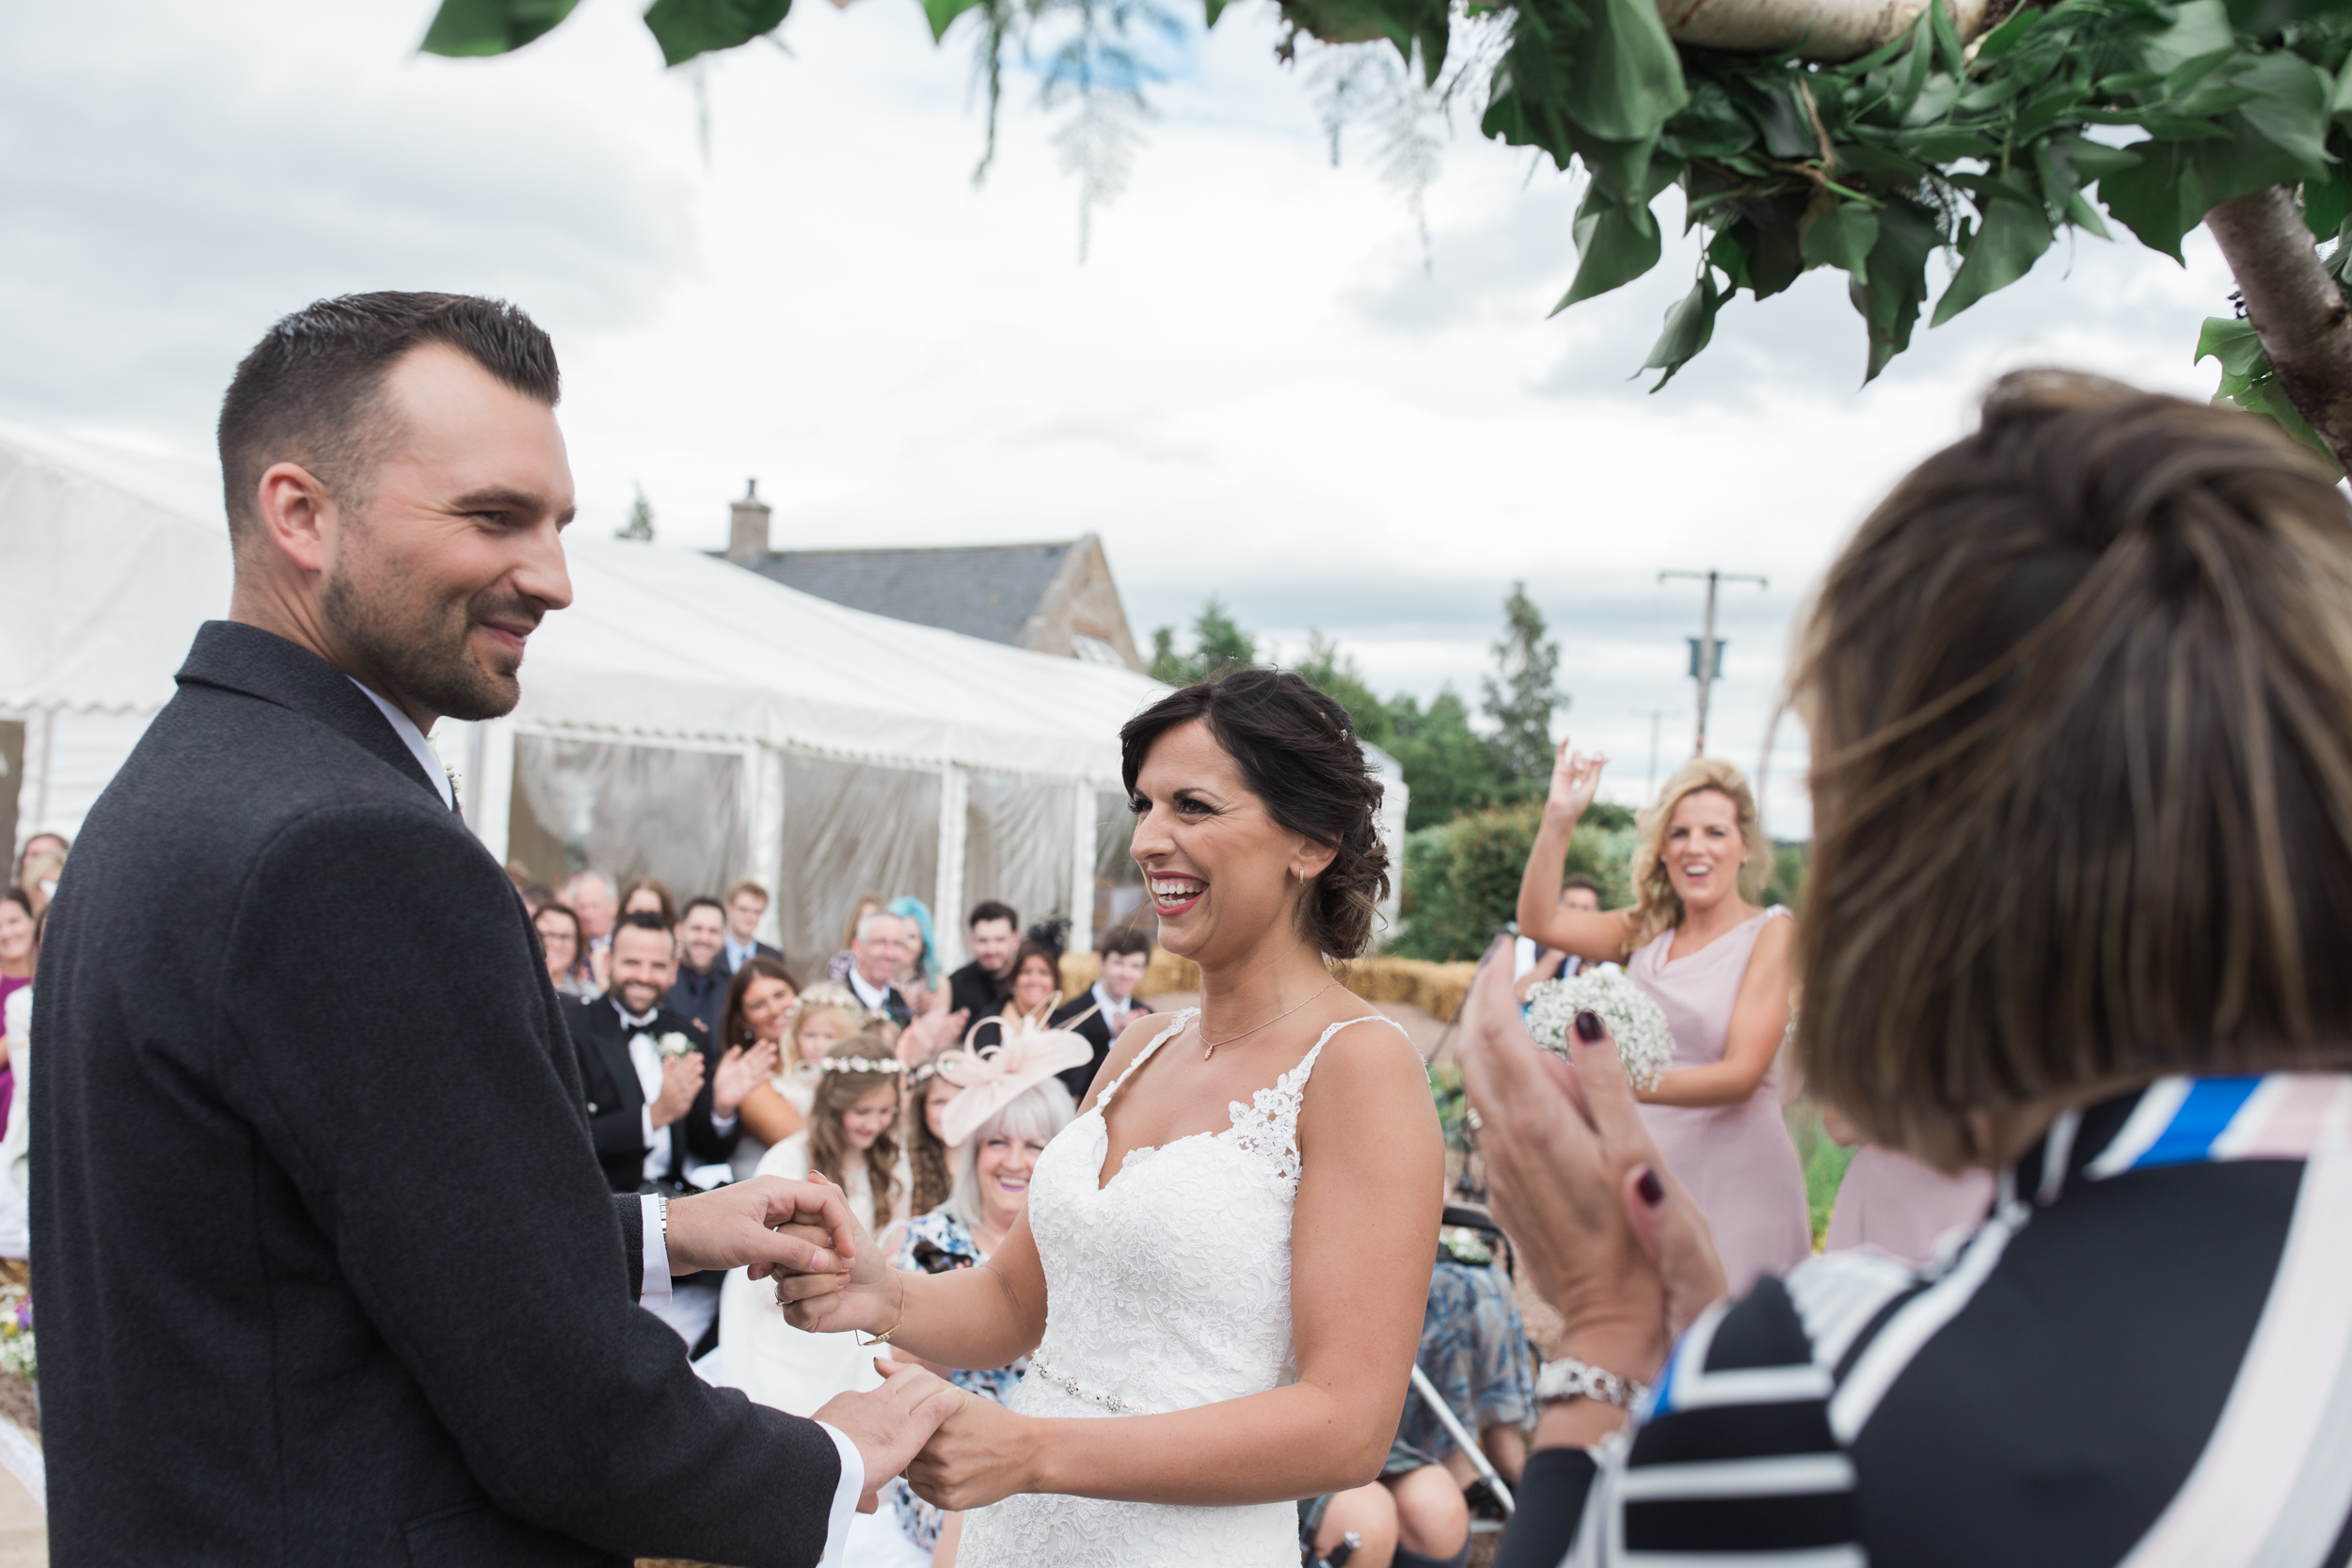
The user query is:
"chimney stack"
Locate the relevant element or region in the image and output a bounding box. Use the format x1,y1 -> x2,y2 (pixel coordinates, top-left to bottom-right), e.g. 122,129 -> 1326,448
725,478 -> 771,563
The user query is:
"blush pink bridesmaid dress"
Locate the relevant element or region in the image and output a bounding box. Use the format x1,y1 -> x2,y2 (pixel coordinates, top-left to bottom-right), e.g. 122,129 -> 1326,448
1628,907 -> 1812,1297
1824,1148 -> 1993,1266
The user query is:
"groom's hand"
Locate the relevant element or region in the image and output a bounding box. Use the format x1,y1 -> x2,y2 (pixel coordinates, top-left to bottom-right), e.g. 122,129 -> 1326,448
815,1359 -> 962,1512
663,1176 -> 858,1281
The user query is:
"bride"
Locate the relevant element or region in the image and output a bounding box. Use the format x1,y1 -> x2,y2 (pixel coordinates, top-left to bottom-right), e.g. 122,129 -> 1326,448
776,668 -> 1443,1565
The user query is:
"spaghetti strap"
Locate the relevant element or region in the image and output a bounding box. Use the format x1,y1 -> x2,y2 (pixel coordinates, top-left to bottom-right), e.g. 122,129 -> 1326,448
1289,1013 -> 1412,1088
1090,1009 -> 1197,1115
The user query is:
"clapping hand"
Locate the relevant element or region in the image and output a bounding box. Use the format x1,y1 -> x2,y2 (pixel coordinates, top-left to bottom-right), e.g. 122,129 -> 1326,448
898,1006 -> 971,1066
1454,936 -> 1725,1386
648,1051 -> 705,1130
1545,736 -> 1609,827
816,1358 -> 964,1512
711,1039 -> 779,1119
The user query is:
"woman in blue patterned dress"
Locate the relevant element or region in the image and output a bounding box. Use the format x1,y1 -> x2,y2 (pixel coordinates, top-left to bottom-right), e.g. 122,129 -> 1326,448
882,1057 -> 1079,1562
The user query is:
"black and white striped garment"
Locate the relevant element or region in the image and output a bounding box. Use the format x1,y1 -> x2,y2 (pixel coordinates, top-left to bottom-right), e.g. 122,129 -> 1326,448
1496,1072 -> 2352,1568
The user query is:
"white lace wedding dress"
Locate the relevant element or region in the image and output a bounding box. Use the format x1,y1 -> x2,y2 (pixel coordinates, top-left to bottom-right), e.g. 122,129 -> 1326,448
957,1006 -> 1404,1568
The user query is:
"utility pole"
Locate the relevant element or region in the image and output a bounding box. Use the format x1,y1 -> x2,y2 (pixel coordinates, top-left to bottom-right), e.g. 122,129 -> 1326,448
1629,706 -> 1680,800
1660,569 -> 1768,757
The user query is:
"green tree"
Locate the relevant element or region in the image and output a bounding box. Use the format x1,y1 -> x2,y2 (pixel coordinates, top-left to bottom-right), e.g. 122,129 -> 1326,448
616,485 -> 656,543
431,0 -> 2352,474
1392,800 -> 1641,960
1294,630 -> 1394,749
1384,689 -> 1507,830
1481,580 -> 1565,795
1148,595 -> 1257,686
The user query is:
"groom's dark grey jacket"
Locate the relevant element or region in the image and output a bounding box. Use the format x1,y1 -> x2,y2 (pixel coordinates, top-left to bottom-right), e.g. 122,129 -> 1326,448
32,622 -> 840,1567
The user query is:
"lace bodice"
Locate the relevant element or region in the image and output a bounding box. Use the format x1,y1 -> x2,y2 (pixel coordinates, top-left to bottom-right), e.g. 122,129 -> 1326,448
956,1009 -> 1405,1568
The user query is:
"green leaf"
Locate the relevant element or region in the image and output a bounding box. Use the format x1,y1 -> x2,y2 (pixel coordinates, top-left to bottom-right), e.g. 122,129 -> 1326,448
2231,51 -> 2333,180
1852,197 -> 1939,381
1968,6 -> 2044,65
2143,0 -> 2233,76
420,0 -> 583,55
2334,55 -> 2352,136
2306,166 -> 2352,239
2194,314 -> 2269,384
1554,187 -> 1663,309
1564,0 -> 1689,145
1929,0 -> 1964,75
927,0 -> 988,39
1803,199 -> 1880,282
1931,198 -> 2054,325
642,0 -> 792,65
1644,272 -> 1723,388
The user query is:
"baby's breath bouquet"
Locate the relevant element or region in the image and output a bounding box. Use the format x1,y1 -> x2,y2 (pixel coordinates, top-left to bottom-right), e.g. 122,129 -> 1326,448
1523,968 -> 1675,1092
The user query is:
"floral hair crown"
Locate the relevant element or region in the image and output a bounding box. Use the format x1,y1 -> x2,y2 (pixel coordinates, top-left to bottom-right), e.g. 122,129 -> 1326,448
818,1055 -> 905,1075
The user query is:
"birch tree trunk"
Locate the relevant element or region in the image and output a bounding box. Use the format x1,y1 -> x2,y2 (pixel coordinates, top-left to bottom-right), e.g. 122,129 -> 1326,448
2206,186 -> 2352,476
1659,0 -> 1987,61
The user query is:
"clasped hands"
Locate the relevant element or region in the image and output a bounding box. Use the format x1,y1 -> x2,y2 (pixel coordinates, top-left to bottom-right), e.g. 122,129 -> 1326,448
1454,934 -> 1727,1438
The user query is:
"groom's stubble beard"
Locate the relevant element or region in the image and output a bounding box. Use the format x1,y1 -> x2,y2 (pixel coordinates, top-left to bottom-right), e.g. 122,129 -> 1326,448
320,511 -> 544,723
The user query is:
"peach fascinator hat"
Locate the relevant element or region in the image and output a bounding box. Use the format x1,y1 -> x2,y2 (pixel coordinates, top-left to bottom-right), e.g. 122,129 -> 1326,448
934,996 -> 1095,1147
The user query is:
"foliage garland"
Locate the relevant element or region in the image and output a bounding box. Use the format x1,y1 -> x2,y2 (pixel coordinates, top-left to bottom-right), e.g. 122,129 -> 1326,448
426,0 -> 2352,396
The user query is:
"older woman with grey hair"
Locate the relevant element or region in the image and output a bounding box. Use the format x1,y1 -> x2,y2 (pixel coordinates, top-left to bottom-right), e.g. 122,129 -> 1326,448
881,1041 -> 1081,1561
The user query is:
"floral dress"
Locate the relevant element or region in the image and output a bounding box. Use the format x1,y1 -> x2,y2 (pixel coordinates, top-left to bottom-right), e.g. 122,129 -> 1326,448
885,1211 -> 1028,1551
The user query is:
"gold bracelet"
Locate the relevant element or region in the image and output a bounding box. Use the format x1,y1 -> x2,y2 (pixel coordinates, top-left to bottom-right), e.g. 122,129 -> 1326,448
858,1270 -> 908,1347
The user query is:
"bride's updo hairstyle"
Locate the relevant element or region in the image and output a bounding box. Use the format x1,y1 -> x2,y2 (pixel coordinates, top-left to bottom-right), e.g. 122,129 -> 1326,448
1793,370 -> 2352,1171
1120,667 -> 1390,959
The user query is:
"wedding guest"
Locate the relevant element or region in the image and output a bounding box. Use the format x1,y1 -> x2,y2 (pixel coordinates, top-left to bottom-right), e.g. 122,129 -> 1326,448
741,981 -> 875,1143
670,896 -> 733,1040
1514,753 -> 1804,1296
1050,925 -> 1153,1101
1821,1104 -> 1993,1266
564,912 -> 771,1196
0,982 -> 28,1259
902,1063 -> 965,1221
565,869 -> 618,987
1513,875 -> 1602,1006
620,876 -> 679,932
711,1049 -> 909,1413
14,834 -> 66,921
824,892 -> 888,983
971,942 -> 1061,1051
1470,372 -> 2352,1565
0,890 -> 35,1129
721,957 -> 805,1175
517,880 -> 558,914
723,878 -> 782,974
885,895 -> 943,1016
946,899 -> 1021,1021
532,900 -> 597,998
845,911 -> 917,1027
882,1063 -> 1078,1563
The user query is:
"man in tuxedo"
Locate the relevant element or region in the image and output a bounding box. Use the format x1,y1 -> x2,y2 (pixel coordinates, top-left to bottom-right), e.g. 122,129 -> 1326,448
670,896 -> 734,1039
723,879 -> 784,974
571,911 -> 767,1194
843,910 -> 916,1026
32,293 -> 954,1568
1052,925 -> 1154,1101
946,899 -> 1020,1021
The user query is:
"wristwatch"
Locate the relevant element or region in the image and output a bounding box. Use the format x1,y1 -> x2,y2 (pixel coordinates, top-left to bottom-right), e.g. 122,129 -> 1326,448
1534,1355 -> 1648,1411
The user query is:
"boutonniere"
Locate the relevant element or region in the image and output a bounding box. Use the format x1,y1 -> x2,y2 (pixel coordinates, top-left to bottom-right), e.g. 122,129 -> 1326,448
656,1032 -> 696,1060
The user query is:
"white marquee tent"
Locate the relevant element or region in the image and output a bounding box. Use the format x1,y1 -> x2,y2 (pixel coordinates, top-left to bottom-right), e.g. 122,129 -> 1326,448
1,422 -> 1406,968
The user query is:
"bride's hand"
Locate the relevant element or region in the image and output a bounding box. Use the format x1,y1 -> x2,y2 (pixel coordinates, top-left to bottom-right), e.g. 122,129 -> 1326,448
904,1392 -> 1033,1511
771,1173 -> 898,1336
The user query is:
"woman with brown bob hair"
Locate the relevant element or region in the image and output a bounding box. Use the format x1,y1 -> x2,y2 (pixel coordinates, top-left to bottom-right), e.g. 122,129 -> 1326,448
1468,372 -> 2352,1565
770,666 -> 1445,1563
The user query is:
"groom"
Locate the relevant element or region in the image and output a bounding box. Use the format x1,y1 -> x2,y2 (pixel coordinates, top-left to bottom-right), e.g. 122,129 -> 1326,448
31,293 -> 955,1567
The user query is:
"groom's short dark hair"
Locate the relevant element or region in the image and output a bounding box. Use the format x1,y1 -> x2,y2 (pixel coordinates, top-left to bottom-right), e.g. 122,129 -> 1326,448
216,292 -> 561,548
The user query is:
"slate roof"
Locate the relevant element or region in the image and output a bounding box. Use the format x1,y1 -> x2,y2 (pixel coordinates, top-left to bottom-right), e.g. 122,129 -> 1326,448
724,543 -> 1074,648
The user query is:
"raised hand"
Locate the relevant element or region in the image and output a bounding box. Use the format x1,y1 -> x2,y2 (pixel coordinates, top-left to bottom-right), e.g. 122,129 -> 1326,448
648,1051 -> 705,1130
904,1386 -> 1033,1511
771,1171 -> 899,1335
1545,736 -> 1609,826
815,1359 -> 964,1512
710,1040 -> 778,1118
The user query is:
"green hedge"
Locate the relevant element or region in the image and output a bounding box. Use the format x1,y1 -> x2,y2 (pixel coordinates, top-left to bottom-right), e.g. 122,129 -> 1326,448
1392,802 -> 1639,961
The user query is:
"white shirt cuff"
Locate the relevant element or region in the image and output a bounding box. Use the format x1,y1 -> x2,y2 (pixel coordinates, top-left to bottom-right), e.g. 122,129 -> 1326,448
638,1193 -> 671,1302
815,1419 -> 866,1566
642,1106 -> 657,1147
712,1112 -> 739,1135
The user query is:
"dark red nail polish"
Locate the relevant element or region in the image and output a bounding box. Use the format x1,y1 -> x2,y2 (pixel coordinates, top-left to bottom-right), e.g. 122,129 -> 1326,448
1574,1009 -> 1605,1043
1637,1167 -> 1664,1206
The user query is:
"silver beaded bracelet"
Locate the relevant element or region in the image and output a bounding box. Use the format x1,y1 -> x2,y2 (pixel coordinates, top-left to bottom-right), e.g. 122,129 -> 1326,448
1534,1355 -> 1648,1410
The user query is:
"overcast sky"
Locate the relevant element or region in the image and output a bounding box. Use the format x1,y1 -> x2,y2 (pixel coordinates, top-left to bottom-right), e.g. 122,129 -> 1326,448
2,0 -> 2240,830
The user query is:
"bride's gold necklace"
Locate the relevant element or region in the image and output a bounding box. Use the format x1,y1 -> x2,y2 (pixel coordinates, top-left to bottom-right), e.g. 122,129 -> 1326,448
1197,980 -> 1337,1060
